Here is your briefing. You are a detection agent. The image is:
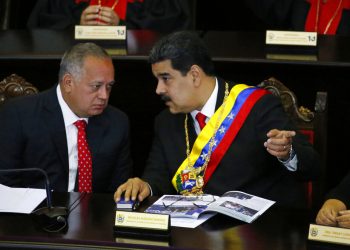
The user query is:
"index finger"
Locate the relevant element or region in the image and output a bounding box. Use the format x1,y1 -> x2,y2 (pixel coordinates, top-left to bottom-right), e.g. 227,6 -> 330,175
84,5 -> 100,14
339,210 -> 350,215
114,184 -> 126,202
282,130 -> 296,138
266,129 -> 279,137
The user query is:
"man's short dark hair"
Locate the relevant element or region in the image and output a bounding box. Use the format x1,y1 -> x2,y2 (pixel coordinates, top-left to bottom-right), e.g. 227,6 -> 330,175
148,31 -> 215,76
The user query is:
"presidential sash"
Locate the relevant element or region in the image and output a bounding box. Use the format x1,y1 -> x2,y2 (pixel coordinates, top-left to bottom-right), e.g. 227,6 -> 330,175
172,84 -> 269,194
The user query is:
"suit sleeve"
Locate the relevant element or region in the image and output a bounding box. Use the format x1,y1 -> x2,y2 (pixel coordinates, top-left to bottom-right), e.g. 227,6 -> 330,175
325,171 -> 350,208
0,101 -> 25,186
99,111 -> 133,193
107,117 -> 133,192
142,115 -> 176,196
253,93 -> 321,181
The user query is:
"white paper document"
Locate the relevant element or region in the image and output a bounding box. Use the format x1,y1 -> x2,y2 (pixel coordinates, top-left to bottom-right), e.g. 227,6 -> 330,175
0,184 -> 46,214
171,213 -> 216,228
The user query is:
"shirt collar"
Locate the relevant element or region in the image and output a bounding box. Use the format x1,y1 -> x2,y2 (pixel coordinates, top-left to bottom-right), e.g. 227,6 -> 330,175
56,84 -> 88,127
190,78 -> 218,120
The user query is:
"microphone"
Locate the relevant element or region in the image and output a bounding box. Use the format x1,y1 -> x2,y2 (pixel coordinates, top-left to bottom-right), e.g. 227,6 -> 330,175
0,168 -> 68,232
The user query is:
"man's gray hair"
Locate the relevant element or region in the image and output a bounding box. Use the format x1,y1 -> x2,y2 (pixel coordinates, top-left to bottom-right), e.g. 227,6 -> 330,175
58,43 -> 111,82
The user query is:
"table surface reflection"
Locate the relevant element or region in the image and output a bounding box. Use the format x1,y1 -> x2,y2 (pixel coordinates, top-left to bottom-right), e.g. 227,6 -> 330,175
0,192 -> 348,250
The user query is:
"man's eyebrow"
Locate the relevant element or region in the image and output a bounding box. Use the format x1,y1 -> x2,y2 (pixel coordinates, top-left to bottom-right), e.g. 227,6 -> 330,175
89,80 -> 116,85
157,72 -> 170,77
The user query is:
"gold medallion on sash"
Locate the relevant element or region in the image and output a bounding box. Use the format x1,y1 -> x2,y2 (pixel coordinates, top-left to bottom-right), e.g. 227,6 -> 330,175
196,175 -> 204,188
180,83 -> 229,195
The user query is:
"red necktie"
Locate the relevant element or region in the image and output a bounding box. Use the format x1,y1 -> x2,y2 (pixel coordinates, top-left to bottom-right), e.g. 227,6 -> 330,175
196,112 -> 207,130
74,120 -> 92,193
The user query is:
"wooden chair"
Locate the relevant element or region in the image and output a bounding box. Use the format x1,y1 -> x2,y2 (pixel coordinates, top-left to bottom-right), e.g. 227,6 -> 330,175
258,77 -> 328,209
0,74 -> 39,104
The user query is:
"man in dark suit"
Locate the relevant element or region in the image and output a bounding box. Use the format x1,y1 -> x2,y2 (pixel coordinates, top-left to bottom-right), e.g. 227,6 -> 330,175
114,31 -> 320,207
316,171 -> 350,228
0,42 -> 132,193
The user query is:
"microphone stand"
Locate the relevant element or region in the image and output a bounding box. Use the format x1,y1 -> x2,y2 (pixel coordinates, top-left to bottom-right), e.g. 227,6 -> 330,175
0,168 -> 68,231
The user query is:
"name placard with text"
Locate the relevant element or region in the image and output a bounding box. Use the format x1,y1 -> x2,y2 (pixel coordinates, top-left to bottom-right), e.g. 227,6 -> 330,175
309,224 -> 350,246
75,25 -> 126,40
114,210 -> 170,238
266,30 -> 317,47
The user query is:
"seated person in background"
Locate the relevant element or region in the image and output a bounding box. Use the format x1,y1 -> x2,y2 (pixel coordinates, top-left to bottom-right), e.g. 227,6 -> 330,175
316,171 -> 350,228
0,42 -> 132,193
114,31 -> 321,208
245,0 -> 350,35
27,0 -> 192,32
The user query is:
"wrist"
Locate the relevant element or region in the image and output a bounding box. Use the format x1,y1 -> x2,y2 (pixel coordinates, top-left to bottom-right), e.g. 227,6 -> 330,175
278,145 -> 295,163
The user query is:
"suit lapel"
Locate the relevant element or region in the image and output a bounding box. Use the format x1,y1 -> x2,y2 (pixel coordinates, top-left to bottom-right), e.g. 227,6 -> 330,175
215,77 -> 228,110
42,86 -> 69,174
86,114 -> 107,160
187,114 -> 197,148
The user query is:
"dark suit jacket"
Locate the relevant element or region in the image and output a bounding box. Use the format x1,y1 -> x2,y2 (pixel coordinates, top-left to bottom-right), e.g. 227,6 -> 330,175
326,171 -> 350,208
142,78 -> 321,207
0,86 -> 132,193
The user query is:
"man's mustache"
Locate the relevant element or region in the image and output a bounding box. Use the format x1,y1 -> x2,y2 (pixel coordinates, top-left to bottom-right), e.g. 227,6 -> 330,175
160,94 -> 171,102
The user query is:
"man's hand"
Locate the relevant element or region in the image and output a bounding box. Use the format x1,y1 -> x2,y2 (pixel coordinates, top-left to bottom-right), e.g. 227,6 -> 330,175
316,199 -> 347,227
97,6 -> 120,25
80,5 -> 100,25
337,210 -> 350,228
264,129 -> 296,160
80,6 -> 120,26
114,177 -> 151,202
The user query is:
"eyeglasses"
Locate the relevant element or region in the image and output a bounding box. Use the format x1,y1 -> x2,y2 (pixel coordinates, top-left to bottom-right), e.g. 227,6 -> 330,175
162,196 -> 184,208
193,195 -> 216,208
161,195 -> 216,209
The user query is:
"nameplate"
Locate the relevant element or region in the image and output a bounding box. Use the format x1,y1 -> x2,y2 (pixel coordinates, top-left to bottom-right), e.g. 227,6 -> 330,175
105,48 -> 127,56
114,211 -> 170,235
308,224 -> 350,245
115,237 -> 169,247
266,30 -> 317,46
266,53 -> 317,61
75,25 -> 126,40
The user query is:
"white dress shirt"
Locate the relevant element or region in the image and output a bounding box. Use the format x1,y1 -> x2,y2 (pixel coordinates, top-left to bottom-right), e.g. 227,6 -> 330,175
56,85 -> 88,191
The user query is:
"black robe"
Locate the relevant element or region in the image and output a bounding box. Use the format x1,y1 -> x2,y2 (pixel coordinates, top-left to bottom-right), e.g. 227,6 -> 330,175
27,0 -> 193,32
244,0 -> 350,36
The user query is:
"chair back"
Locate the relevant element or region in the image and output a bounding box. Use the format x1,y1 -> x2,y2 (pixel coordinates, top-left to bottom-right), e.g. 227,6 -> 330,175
0,74 -> 39,104
258,77 -> 328,209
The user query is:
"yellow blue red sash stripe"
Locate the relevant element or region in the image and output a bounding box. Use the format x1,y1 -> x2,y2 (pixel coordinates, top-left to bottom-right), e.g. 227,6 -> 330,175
172,84 -> 269,194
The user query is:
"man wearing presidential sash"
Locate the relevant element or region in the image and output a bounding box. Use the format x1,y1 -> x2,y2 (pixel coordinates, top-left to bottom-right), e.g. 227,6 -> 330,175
115,31 -> 321,208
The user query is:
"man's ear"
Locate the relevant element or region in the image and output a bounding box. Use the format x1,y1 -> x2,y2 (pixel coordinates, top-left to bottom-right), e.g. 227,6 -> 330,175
61,73 -> 73,93
189,65 -> 201,87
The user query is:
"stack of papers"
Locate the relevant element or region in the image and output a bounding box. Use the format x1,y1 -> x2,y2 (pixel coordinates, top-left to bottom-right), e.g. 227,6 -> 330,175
0,184 -> 46,214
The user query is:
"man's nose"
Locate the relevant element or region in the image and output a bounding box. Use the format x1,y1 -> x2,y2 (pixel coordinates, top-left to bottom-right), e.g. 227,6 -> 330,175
98,85 -> 109,99
155,81 -> 164,95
